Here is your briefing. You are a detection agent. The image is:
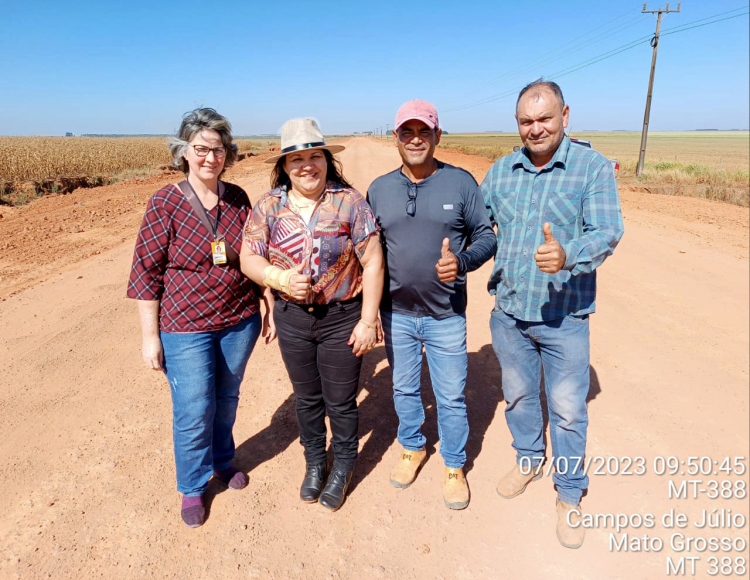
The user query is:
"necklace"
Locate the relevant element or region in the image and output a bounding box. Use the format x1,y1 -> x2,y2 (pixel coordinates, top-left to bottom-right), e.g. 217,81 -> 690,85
288,191 -> 323,210
290,199 -> 317,209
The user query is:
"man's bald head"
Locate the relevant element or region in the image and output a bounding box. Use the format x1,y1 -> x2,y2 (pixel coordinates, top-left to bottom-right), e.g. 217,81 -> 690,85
516,80 -> 565,111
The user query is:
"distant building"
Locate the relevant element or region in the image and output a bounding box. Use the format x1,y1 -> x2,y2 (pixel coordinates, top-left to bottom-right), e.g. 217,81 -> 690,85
65,132 -> 74,137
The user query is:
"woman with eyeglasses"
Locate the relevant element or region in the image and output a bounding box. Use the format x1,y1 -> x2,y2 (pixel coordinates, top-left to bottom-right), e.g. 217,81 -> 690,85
127,107 -> 272,528
241,118 -> 384,512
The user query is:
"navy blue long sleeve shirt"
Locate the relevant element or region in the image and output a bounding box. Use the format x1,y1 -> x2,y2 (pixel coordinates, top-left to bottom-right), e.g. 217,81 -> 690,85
368,161 -> 497,319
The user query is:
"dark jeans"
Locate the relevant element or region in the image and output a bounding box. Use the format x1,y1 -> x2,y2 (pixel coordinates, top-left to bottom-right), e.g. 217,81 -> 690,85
274,298 -> 362,472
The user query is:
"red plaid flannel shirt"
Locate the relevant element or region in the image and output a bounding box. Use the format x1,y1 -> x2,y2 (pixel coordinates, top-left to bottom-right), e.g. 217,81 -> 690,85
127,182 -> 259,332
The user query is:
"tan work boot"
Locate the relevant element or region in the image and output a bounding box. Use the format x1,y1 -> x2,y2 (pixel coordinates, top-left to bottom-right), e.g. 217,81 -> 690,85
556,499 -> 585,549
496,463 -> 542,499
390,447 -> 427,488
443,467 -> 470,510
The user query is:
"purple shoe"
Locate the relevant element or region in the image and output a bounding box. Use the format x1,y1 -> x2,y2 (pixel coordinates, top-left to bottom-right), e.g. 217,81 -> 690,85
214,467 -> 249,490
181,495 -> 205,528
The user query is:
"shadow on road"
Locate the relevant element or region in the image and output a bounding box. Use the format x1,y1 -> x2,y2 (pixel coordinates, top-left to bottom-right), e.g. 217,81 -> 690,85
216,353 -> 601,508
233,392 -> 299,475
205,392 -> 298,510
349,343 -> 503,494
587,365 -> 602,403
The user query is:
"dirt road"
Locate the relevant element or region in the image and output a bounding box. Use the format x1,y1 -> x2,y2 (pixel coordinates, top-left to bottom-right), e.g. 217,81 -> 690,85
0,138 -> 748,579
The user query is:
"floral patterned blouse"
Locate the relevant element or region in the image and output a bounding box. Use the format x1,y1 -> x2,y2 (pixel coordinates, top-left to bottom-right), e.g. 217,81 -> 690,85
243,181 -> 378,304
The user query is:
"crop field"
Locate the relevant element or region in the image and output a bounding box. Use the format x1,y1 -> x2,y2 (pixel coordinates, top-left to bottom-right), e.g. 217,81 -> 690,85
0,136 -> 273,203
439,131 -> 750,206
0,137 -> 171,184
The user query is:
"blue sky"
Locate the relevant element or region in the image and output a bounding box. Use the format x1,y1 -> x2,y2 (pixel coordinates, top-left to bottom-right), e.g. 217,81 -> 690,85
0,0 -> 747,135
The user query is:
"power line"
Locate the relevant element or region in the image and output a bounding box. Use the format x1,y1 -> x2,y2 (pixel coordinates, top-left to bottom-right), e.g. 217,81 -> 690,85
659,4 -> 748,33
551,6 -> 750,80
444,35 -> 653,112
443,6 -> 749,114
661,10 -> 749,36
637,4 -> 748,175
479,16 -> 646,92
548,37 -> 653,80
477,9 -> 644,91
637,3 -> 682,178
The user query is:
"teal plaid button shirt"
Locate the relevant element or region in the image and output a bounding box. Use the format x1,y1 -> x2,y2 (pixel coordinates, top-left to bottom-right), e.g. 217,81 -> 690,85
480,136 -> 624,322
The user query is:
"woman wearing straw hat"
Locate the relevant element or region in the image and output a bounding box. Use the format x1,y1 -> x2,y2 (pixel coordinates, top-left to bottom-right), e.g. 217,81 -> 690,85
241,118 -> 384,511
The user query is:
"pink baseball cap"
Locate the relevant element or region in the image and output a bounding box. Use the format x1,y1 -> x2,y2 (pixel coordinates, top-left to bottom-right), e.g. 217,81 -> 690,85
394,99 -> 439,131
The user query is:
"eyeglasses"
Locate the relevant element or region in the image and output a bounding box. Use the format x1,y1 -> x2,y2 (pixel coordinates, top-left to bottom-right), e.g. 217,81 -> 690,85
191,144 -> 227,158
406,182 -> 418,216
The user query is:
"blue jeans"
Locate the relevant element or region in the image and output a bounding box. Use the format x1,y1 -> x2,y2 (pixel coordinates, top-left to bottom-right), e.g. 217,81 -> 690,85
161,313 -> 261,496
490,308 -> 590,505
382,311 -> 469,469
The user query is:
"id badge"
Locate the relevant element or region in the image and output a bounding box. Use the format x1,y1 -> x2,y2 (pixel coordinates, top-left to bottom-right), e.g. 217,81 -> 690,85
211,240 -> 227,265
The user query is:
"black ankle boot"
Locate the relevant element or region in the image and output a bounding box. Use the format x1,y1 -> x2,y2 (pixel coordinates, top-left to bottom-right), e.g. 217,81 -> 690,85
300,463 -> 327,503
319,468 -> 353,511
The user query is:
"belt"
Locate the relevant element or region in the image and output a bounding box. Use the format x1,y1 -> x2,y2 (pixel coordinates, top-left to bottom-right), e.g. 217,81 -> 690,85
279,294 -> 362,313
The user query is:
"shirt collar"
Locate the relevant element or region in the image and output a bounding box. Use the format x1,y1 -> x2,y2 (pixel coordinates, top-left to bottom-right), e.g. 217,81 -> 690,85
512,135 -> 570,173
269,181 -> 343,199
398,160 -> 444,183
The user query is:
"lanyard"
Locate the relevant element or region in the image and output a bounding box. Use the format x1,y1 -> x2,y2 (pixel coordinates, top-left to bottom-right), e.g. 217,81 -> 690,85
201,200 -> 221,240
184,180 -> 222,240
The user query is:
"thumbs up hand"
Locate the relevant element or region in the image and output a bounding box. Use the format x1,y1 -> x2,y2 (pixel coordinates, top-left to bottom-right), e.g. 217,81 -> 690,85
435,237 -> 459,283
534,222 -> 566,274
288,262 -> 313,300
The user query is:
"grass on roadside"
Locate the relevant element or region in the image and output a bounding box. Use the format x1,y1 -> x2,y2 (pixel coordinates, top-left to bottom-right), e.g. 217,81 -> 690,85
438,132 -> 750,207
439,143 -> 516,160
621,160 -> 749,206
235,138 -> 275,154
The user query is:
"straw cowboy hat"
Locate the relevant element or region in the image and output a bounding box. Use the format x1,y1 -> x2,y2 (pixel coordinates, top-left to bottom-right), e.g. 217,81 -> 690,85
264,118 -> 345,163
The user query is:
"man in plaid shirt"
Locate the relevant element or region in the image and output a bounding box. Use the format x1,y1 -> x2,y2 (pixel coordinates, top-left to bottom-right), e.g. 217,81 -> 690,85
480,80 -> 624,549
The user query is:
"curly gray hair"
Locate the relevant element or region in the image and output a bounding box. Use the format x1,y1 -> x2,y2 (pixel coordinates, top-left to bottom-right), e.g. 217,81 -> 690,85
168,108 -> 239,174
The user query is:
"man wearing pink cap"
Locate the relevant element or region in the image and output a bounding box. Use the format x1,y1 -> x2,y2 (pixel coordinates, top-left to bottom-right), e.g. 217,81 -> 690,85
368,100 -> 496,509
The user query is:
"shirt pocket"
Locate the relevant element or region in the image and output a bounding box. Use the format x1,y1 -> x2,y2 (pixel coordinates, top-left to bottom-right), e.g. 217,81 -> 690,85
493,191 -> 519,225
317,218 -> 350,237
545,191 -> 580,226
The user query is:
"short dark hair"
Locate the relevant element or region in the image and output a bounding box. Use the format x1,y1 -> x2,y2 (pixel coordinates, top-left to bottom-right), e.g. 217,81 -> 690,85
516,80 -> 565,109
168,107 -> 239,175
270,149 -> 352,190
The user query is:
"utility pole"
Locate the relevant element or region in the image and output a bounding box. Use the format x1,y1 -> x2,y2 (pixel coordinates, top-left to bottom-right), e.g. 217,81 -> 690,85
385,123 -> 390,139
637,2 -> 680,177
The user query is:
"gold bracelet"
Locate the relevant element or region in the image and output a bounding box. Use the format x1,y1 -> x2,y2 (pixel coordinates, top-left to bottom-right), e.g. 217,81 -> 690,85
358,319 -> 377,330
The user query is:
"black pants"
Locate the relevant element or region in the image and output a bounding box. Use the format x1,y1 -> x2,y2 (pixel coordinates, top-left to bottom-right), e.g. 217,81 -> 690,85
274,298 -> 362,471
